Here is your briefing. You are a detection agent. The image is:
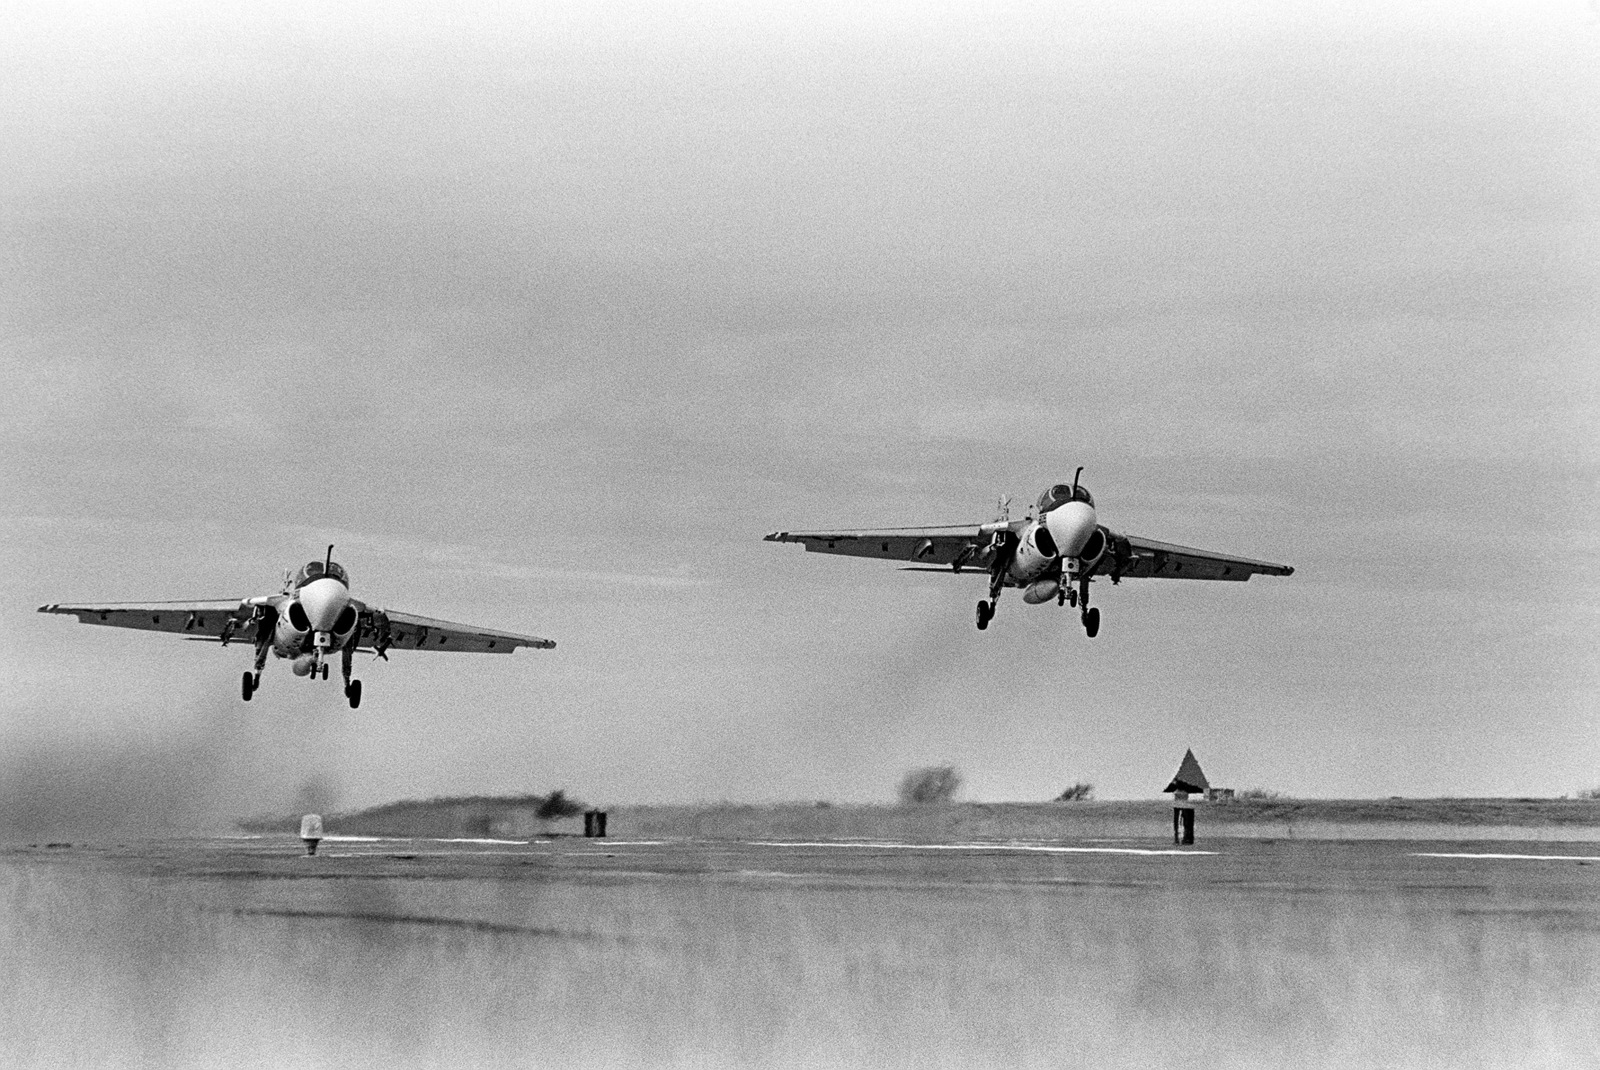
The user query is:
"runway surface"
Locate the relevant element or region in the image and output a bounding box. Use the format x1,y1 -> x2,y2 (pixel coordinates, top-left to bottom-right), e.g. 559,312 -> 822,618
4,834 -> 1598,1068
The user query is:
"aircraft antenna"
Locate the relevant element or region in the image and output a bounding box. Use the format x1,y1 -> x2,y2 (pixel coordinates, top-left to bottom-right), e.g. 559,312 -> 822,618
1072,467 -> 1083,495
325,544 -> 334,572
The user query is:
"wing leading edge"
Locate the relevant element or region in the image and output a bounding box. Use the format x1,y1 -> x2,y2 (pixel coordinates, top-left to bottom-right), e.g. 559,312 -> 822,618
763,524 -> 1007,570
364,609 -> 555,653
1109,536 -> 1294,582
37,600 -> 255,638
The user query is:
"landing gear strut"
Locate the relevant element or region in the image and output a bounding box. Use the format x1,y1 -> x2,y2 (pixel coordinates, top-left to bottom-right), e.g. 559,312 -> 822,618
340,637 -> 361,709
244,633 -> 271,702
1078,574 -> 1099,638
976,543 -> 1012,632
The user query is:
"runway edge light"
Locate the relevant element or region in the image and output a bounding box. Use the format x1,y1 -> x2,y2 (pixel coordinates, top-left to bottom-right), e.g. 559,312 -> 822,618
300,814 -> 324,856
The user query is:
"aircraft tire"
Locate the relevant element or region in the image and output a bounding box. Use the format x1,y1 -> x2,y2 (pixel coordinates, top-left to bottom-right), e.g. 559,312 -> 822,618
976,600 -> 991,630
1084,607 -> 1100,639
321,664 -> 329,681
241,672 -> 254,702
346,680 -> 362,710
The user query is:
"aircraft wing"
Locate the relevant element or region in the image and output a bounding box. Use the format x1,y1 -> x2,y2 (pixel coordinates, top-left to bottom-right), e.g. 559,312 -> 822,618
1102,535 -> 1294,582
37,599 -> 261,639
362,609 -> 555,653
764,524 -> 1010,570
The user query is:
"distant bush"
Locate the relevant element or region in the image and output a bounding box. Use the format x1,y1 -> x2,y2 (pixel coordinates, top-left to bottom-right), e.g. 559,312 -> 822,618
1237,788 -> 1284,801
1054,783 -> 1095,802
898,765 -> 962,805
535,790 -> 585,819
1575,787 -> 1600,801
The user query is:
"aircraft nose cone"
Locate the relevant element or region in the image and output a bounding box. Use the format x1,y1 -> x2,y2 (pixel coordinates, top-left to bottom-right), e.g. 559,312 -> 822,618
298,577 -> 349,632
1044,501 -> 1098,558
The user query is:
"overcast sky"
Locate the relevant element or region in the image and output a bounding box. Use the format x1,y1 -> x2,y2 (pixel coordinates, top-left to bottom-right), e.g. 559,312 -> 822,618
3,1 -> 1596,833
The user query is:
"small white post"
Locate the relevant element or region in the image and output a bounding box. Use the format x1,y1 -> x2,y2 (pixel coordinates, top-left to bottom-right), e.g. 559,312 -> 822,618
300,813 -> 324,856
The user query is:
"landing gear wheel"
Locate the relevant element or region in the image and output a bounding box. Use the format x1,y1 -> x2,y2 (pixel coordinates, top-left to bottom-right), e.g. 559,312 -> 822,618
975,600 -> 992,631
1083,607 -> 1101,639
345,680 -> 362,709
320,663 -> 329,681
241,672 -> 254,702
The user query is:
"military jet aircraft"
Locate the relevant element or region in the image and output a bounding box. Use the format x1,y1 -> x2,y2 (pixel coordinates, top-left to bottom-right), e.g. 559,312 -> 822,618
765,471 -> 1293,636
37,547 -> 555,707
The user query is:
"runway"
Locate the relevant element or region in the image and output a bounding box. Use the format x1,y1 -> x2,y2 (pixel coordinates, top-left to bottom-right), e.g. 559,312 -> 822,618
4,834 -> 1598,1068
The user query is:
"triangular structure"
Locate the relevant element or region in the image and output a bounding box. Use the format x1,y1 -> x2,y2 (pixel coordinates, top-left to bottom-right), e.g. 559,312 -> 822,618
1163,748 -> 1210,794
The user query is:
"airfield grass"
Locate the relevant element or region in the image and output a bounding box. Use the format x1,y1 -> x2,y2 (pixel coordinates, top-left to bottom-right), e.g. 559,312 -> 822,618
4,848 -> 1597,1069
273,798 -> 1600,844
606,798 -> 1600,843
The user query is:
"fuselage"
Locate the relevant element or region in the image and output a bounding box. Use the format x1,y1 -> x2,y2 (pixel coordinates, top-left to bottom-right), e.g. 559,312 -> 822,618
270,559 -> 360,672
1004,483 -> 1101,594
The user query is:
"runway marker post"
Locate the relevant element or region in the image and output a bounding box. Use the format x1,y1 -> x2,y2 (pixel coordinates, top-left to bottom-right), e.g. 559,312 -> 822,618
1172,806 -> 1195,845
1164,748 -> 1210,846
300,813 -> 323,856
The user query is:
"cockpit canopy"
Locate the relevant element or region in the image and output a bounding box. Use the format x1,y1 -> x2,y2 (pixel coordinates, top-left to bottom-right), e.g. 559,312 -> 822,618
294,560 -> 349,588
1038,482 -> 1094,513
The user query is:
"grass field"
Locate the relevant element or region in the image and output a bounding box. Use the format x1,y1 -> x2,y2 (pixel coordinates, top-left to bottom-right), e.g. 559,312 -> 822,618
244,797 -> 1600,844
4,838 -> 1598,1069
606,798 -> 1600,843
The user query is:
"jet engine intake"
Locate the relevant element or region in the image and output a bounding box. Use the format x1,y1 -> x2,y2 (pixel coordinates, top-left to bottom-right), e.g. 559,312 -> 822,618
1077,526 -> 1108,569
1009,519 -> 1059,582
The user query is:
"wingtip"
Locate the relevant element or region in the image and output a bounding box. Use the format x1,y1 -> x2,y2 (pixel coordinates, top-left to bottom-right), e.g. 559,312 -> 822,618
763,532 -> 783,541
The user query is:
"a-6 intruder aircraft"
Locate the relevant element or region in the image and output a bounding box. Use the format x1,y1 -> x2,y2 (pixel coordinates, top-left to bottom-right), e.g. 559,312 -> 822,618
765,471 -> 1293,636
37,547 -> 555,707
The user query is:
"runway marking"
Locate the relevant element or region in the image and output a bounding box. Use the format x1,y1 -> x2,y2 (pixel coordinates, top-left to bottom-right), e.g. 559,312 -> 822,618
749,841 -> 1215,857
1412,852 -> 1600,863
434,838 -> 528,845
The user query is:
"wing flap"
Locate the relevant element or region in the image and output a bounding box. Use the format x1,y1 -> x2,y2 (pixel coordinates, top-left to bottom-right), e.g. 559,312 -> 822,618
365,610 -> 555,653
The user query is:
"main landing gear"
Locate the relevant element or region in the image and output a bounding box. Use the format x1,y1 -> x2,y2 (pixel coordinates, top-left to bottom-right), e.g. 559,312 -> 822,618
340,639 -> 361,709
1077,574 -> 1100,638
975,600 -> 995,630
243,635 -> 272,702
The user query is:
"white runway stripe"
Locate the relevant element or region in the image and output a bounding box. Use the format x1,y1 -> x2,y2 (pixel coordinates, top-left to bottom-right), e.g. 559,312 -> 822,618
1412,852 -> 1600,862
749,840 -> 1215,857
